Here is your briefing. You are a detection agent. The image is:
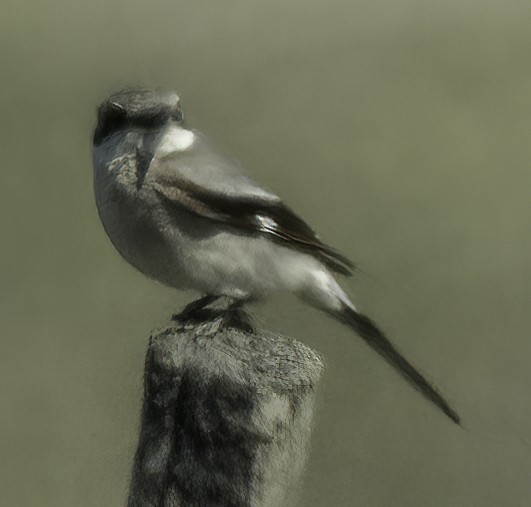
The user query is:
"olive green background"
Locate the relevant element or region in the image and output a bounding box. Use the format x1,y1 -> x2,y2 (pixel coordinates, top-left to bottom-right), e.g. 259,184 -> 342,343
2,1 -> 531,505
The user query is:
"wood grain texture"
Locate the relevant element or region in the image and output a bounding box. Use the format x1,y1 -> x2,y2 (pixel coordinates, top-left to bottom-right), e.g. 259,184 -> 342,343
128,302 -> 324,507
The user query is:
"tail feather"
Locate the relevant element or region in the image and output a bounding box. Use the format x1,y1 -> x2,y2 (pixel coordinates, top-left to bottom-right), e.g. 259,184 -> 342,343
336,306 -> 461,425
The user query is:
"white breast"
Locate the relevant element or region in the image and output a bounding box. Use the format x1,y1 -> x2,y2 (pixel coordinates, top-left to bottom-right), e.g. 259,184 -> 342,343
157,125 -> 196,155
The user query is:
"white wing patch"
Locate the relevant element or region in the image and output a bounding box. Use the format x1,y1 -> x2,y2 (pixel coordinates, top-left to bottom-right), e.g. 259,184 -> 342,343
255,214 -> 277,232
157,125 -> 196,155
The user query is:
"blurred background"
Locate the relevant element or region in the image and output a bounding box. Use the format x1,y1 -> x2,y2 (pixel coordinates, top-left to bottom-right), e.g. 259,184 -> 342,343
2,0 -> 531,505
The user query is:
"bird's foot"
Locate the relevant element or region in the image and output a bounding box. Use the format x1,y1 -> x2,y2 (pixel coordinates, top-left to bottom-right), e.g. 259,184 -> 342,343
221,300 -> 254,333
172,295 -> 220,322
173,295 -> 254,333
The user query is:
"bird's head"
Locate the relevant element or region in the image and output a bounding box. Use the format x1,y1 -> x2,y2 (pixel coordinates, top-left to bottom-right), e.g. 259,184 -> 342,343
93,88 -> 184,146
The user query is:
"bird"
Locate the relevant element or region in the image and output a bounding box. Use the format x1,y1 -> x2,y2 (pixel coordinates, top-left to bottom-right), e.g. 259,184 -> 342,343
92,88 -> 460,425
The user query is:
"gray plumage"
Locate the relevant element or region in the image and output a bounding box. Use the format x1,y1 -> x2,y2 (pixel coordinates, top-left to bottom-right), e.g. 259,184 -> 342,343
92,88 -> 460,425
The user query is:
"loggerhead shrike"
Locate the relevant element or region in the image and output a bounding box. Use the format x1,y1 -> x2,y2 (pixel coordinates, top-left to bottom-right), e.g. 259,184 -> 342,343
92,89 -> 460,425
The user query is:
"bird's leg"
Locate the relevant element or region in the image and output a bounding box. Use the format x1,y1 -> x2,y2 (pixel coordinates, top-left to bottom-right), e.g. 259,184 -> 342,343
173,294 -> 220,322
222,297 -> 255,333
174,295 -> 254,332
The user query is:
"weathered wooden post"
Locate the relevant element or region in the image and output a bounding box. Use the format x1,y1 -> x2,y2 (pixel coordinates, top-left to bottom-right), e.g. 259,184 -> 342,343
128,299 -> 324,507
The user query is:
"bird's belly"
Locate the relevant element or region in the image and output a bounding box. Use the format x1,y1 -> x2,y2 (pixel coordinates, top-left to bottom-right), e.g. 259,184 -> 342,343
95,177 -> 317,297
95,187 -> 190,288
169,228 -> 318,298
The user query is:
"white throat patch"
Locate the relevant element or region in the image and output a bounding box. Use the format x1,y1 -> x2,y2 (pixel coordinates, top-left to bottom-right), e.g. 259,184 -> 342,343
157,125 -> 196,155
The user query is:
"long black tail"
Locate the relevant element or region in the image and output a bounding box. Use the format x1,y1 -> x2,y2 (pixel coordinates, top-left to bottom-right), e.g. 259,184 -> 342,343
335,305 -> 461,425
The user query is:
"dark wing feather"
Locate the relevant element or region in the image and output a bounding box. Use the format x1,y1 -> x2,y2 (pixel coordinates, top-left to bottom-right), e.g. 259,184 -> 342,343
153,176 -> 354,276
149,133 -> 354,275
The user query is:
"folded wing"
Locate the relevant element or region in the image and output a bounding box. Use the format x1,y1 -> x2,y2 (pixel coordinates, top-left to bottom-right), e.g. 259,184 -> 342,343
149,132 -> 354,276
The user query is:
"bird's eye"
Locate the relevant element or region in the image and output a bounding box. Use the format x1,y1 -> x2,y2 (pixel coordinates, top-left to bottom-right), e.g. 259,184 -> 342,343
172,109 -> 184,122
94,102 -> 128,145
109,101 -> 126,115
